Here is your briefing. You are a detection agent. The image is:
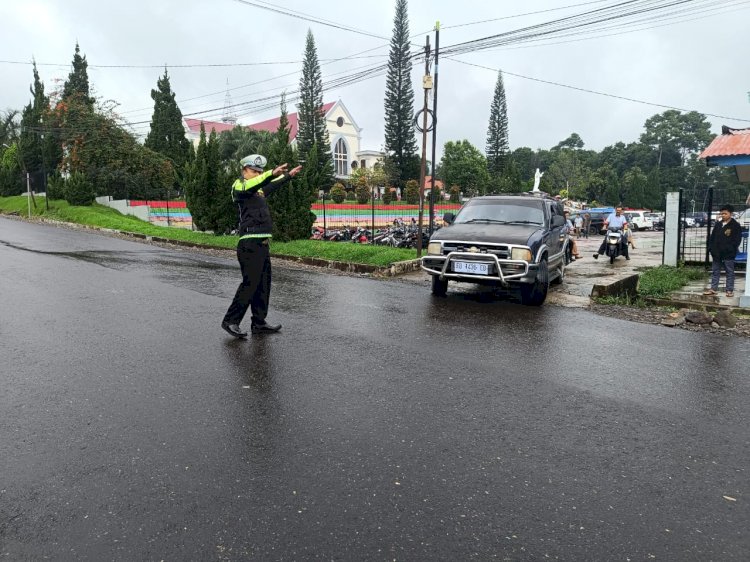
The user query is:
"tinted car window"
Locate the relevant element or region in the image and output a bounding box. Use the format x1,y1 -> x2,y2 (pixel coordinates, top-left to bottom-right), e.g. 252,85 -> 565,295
454,201 -> 544,225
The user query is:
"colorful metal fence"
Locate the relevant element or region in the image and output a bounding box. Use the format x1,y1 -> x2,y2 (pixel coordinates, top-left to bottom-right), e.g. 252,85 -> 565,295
129,200 -> 193,229
312,200 -> 463,231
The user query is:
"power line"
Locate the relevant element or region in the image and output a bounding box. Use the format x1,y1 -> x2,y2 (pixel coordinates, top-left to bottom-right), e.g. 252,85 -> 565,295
441,0 -> 613,29
231,0 -> 390,40
0,54 -> 390,70
475,0 -> 750,52
161,0 -> 720,124
24,0 -> 746,137
447,57 -> 750,123
439,0 -> 701,57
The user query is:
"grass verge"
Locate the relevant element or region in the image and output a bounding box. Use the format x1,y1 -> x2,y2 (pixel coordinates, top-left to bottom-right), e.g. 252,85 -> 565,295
637,265 -> 706,299
0,196 -> 418,267
593,265 -> 707,307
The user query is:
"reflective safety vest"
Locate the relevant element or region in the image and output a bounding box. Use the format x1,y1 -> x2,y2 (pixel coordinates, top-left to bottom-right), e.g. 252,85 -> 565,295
232,171 -> 291,239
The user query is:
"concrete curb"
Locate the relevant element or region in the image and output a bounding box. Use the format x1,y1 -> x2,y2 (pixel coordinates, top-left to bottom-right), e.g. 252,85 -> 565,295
270,255 -> 422,277
591,273 -> 640,298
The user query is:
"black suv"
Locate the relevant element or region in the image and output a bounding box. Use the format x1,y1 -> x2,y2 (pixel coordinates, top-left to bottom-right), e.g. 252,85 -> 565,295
421,194 -> 568,305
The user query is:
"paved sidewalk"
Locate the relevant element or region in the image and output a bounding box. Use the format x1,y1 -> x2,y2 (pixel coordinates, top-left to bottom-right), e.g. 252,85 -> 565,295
547,230 -> 664,307
660,273 -> 745,308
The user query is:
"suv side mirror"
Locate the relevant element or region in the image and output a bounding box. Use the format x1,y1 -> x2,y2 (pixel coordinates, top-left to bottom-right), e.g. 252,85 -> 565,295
443,212 -> 455,225
551,215 -> 565,228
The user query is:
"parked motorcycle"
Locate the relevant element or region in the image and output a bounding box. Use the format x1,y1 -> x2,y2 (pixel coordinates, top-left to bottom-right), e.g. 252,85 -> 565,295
351,226 -> 371,244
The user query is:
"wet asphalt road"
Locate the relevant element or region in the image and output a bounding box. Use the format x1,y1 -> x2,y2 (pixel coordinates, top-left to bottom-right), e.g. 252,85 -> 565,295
1,217 -> 749,561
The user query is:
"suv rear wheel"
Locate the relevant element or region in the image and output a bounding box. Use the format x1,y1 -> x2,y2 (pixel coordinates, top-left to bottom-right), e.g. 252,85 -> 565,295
519,259 -> 549,306
431,275 -> 448,296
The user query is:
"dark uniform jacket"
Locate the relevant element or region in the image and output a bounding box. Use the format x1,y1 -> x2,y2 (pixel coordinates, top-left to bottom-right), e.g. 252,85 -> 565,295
232,171 -> 292,239
709,218 -> 742,260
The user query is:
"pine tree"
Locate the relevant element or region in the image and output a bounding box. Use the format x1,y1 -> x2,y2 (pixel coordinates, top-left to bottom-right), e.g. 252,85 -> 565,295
384,0 -> 418,190
267,93 -> 310,241
486,71 -> 509,178
145,69 -> 191,175
185,124 -> 211,231
62,43 -> 94,107
297,30 -> 334,192
19,62 -> 47,175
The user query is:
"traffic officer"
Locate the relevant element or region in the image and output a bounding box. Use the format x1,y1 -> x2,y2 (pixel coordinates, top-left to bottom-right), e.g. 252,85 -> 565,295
221,154 -> 302,338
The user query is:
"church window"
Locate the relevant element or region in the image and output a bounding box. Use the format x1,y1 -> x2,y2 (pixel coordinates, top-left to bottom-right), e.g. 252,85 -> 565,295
334,138 -> 348,176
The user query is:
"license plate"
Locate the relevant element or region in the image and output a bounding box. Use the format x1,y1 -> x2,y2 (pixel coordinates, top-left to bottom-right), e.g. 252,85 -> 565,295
453,261 -> 490,275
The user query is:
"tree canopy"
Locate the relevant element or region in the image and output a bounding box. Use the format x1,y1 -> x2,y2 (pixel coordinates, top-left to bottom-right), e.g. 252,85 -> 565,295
440,140 -> 490,197
145,69 -> 192,173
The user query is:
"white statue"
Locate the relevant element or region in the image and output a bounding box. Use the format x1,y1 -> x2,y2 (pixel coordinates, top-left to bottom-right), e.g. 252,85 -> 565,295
533,168 -> 544,192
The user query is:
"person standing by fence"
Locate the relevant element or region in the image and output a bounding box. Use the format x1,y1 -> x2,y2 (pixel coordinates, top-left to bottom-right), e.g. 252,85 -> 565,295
704,204 -> 743,298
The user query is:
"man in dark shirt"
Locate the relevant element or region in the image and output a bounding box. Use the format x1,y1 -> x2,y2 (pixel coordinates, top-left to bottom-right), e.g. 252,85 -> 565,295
704,204 -> 743,297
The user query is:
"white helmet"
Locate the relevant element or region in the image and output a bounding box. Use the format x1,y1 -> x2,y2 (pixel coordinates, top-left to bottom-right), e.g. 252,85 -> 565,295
240,154 -> 267,172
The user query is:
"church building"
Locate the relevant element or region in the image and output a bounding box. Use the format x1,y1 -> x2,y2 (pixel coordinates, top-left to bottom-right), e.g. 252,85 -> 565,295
183,100 -> 382,181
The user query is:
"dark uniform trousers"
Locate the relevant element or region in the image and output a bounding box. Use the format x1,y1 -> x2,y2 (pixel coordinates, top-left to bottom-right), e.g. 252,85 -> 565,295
223,238 -> 271,326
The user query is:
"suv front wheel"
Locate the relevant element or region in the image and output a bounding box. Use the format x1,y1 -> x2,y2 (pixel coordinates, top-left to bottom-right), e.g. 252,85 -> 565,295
519,259 -> 549,306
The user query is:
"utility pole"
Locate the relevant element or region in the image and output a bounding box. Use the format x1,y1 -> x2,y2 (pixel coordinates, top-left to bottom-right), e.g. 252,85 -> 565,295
429,22 -> 440,236
416,35 -> 432,258
26,172 -> 31,218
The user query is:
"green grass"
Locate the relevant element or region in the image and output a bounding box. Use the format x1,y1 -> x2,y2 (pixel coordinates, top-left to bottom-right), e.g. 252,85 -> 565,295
637,265 -> 706,299
0,196 -> 418,266
272,240 -> 416,266
595,265 -> 707,306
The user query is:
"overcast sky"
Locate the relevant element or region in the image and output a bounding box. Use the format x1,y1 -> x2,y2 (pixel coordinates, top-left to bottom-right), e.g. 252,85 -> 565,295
2,0 -> 749,159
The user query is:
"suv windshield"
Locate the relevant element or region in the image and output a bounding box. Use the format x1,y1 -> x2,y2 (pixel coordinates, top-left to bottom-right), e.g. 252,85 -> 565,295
454,201 -> 544,226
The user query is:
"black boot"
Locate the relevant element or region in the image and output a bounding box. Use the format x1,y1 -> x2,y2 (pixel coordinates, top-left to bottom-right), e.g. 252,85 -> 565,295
251,321 -> 282,334
221,321 -> 248,338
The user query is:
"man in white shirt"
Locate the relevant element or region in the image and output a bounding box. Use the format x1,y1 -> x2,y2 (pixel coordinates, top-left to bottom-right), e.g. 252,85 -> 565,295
593,206 -> 630,260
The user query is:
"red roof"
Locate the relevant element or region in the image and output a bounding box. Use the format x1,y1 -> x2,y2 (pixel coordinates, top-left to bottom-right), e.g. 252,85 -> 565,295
424,176 -> 444,190
184,102 -> 336,140
700,126 -> 750,159
183,118 -> 236,135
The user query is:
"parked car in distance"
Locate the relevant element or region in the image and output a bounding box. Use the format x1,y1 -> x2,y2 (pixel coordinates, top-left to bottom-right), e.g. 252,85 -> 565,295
623,210 -> 653,231
650,213 -> 696,230
584,211 -> 608,235
687,211 -> 709,227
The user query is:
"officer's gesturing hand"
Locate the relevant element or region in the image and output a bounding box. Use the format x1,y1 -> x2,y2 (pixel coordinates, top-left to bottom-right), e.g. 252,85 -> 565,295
272,163 -> 303,177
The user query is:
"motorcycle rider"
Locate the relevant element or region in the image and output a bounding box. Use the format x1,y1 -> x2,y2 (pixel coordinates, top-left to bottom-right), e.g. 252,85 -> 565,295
593,206 -> 630,260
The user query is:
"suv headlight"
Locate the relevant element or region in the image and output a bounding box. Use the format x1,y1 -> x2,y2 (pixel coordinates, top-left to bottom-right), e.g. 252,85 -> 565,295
511,247 -> 532,261
427,242 -> 443,255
